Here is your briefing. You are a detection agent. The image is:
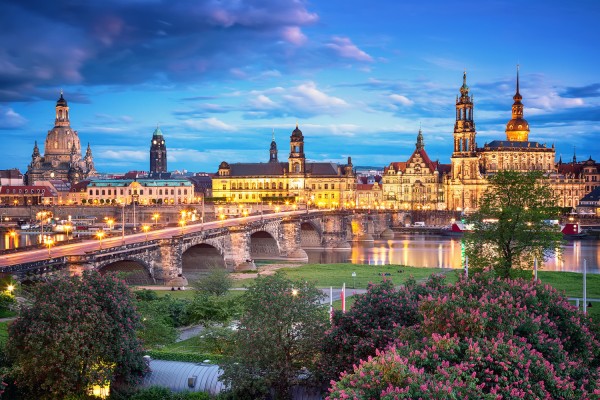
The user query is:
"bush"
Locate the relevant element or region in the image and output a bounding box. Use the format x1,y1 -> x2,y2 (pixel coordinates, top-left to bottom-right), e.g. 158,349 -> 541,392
192,269 -> 232,297
144,350 -> 222,363
326,273 -> 600,398
129,386 -> 209,400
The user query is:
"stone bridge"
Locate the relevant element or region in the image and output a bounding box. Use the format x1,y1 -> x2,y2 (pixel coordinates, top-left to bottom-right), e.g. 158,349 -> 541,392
3,210 -> 440,285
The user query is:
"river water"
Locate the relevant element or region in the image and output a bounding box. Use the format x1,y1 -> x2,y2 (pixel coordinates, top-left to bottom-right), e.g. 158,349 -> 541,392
306,233 -> 600,274
3,232 -> 598,274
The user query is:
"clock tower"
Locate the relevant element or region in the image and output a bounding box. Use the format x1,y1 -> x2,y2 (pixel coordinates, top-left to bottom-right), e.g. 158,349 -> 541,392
150,125 -> 167,175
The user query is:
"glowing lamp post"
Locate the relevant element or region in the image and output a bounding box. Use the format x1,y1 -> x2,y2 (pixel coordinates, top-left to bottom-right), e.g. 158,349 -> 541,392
96,230 -> 105,250
179,219 -> 186,235
44,236 -> 54,258
106,218 -> 114,231
142,224 -> 150,241
152,213 -> 160,227
64,224 -> 72,242
6,284 -> 14,295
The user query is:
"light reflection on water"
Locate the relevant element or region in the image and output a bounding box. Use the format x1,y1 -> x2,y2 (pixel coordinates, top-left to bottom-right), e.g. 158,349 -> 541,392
306,234 -> 600,274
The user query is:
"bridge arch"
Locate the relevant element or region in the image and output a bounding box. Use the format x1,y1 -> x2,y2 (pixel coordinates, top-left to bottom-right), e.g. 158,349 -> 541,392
182,243 -> 227,281
98,258 -> 155,285
249,230 -> 281,258
300,221 -> 322,248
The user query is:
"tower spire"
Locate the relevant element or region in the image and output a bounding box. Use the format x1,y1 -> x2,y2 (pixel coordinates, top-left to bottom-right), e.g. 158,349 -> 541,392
516,64 -> 520,96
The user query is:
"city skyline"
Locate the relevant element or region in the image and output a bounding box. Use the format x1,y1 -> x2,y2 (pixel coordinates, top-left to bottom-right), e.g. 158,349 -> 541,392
1,1 -> 599,173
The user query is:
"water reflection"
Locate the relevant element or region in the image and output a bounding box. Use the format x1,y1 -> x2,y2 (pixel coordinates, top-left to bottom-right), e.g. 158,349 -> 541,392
1,232 -> 69,250
307,234 -> 600,274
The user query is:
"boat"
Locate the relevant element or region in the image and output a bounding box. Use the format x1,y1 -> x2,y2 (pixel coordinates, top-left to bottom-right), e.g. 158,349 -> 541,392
561,222 -> 588,239
441,222 -> 473,236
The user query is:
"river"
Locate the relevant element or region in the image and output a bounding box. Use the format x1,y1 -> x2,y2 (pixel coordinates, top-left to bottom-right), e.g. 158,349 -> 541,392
2,231 -> 599,274
306,233 -> 600,274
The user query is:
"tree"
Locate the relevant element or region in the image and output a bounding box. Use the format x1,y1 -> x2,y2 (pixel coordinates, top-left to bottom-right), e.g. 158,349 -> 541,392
464,170 -> 563,277
220,272 -> 328,400
6,271 -> 146,399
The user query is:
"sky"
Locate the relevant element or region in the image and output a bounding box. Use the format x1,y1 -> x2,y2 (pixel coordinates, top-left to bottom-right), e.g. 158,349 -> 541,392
1,0 -> 599,174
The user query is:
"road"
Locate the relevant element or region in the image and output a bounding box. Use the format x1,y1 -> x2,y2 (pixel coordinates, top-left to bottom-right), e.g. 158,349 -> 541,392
0,210 -> 315,268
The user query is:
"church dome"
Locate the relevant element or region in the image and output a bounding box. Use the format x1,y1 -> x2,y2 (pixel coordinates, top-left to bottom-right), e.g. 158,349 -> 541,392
219,161 -> 230,169
56,92 -> 68,107
505,67 -> 530,142
291,123 -> 303,139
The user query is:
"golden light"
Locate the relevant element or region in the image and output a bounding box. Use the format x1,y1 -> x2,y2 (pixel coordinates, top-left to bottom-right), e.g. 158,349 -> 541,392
142,225 -> 150,240
275,206 -> 280,213
96,230 -> 106,249
44,236 -> 54,257
291,288 -> 299,296
242,209 -> 248,217
219,213 -> 225,221
7,284 -> 14,294
9,230 -> 16,239
106,218 -> 114,230
152,213 -> 160,226
179,219 -> 186,234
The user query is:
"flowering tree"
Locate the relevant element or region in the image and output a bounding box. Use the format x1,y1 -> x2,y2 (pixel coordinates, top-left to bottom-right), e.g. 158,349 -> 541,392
220,272 -> 328,400
6,271 -> 146,399
319,275 -> 448,382
326,274 -> 600,399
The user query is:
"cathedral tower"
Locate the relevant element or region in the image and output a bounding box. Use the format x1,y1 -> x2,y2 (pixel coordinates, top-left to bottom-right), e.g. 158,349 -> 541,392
505,66 -> 530,142
288,123 -> 305,174
453,71 -> 477,155
150,126 -> 167,175
269,129 -> 278,163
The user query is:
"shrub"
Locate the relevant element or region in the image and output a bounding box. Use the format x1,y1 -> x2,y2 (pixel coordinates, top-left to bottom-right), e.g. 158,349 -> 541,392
192,269 -> 232,297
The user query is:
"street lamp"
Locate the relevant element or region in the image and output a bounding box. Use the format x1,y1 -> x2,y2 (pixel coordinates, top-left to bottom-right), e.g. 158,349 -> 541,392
64,224 -> 72,242
179,219 -> 186,234
6,284 -> 14,295
352,271 -> 357,289
96,230 -> 105,250
44,236 -> 54,258
152,213 -> 160,227
142,224 -> 150,240
8,230 -> 17,248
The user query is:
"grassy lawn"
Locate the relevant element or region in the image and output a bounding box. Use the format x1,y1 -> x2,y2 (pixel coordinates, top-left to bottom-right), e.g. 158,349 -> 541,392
0,321 -> 10,343
232,263 -> 458,289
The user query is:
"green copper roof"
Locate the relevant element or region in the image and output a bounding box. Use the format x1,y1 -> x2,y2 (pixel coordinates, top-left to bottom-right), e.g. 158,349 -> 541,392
153,126 -> 163,136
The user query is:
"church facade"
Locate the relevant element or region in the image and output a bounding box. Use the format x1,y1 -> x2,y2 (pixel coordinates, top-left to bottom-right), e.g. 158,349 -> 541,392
212,125 -> 356,207
25,92 -> 95,185
444,70 -> 584,211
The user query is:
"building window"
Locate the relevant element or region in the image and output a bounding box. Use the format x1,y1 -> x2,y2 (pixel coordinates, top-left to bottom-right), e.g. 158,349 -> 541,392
222,184 -> 226,190
325,184 -> 328,189
331,184 -> 335,189
171,189 -> 174,195
140,190 -> 144,195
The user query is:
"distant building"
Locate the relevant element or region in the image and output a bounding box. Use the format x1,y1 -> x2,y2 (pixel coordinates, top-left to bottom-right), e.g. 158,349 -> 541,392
0,169 -> 24,186
25,92 -> 95,185
150,126 -> 168,178
383,129 -> 448,210
0,185 -> 57,206
84,179 -> 194,205
187,174 -> 213,199
212,125 -> 356,207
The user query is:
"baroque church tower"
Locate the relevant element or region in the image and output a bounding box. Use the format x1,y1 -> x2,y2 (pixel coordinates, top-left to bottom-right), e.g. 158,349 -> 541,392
288,123 -> 305,174
150,126 -> 167,176
505,66 -> 530,142
26,91 -> 95,185
269,129 -> 278,163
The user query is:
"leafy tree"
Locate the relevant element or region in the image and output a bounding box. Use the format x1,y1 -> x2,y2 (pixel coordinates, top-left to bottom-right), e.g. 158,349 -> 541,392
220,272 -> 328,400
186,293 -> 239,326
192,268 -> 232,297
6,271 -> 146,399
464,170 -> 563,278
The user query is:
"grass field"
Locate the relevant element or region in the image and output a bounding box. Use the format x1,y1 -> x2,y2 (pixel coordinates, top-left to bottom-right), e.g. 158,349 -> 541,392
0,321 -> 10,343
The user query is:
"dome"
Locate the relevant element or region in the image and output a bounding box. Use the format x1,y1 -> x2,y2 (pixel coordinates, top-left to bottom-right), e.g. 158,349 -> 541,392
505,117 -> 530,142
219,161 -> 230,169
56,92 -> 68,107
291,123 -> 303,139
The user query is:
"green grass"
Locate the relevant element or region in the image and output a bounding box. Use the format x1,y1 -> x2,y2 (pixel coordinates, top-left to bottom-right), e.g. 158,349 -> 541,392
0,321 -> 10,343
232,263 -> 458,289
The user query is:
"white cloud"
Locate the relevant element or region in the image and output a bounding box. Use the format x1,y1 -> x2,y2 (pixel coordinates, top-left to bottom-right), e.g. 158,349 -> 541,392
282,26 -> 307,45
325,36 -> 373,62
389,94 -> 414,106
183,117 -> 236,131
249,94 -> 279,110
99,149 -> 147,161
283,81 -> 348,113
0,107 -> 27,128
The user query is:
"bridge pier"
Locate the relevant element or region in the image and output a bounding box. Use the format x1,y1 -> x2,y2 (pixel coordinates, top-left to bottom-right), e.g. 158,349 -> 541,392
226,229 -> 256,272
322,212 -> 351,250
280,221 -> 308,261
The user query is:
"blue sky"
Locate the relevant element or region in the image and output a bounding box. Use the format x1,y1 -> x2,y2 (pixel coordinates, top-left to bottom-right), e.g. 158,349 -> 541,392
1,0 -> 599,174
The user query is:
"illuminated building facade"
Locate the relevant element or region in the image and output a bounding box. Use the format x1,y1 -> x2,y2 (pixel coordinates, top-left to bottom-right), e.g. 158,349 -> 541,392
84,179 -> 194,205
383,128 -> 448,210
445,69 -> 584,211
150,126 -> 168,177
213,125 -> 356,207
25,92 -> 95,185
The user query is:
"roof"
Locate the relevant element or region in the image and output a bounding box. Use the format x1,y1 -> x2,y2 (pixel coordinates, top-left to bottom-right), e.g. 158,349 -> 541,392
153,126 -> 163,136
437,163 -> 452,175
0,186 -> 54,196
142,360 -> 225,395
384,162 -> 407,174
0,169 -> 23,180
482,140 -> 551,150
88,179 -> 192,187
70,180 -> 91,192
224,161 -> 347,177
356,183 -> 381,191
579,186 -> 600,204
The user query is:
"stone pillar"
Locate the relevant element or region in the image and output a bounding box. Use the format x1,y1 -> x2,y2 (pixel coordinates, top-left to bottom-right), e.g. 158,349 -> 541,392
280,220 -> 308,261
322,212 -> 351,250
156,239 -> 181,284
225,228 -> 256,271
